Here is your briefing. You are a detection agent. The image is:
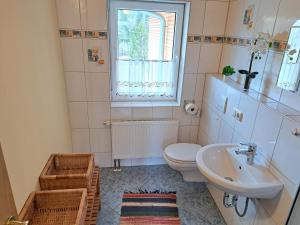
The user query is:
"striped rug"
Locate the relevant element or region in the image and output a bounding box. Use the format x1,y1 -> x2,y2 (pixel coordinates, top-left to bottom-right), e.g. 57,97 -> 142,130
120,191 -> 180,225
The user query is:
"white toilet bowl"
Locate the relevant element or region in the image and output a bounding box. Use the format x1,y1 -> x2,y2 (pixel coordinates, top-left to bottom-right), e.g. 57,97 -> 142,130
163,143 -> 206,182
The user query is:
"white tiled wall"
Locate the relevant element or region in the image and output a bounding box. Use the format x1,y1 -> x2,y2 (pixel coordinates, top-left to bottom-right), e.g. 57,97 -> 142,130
199,75 -> 300,225
82,0 -> 108,30
203,1 -> 229,36
56,0 -> 300,224
188,0 -> 205,35
86,73 -> 110,101
234,94 -> 259,140
198,43 -> 223,74
65,72 -> 87,101
211,4 -> 300,223
56,0 -> 81,29
61,38 -> 84,72
56,0 -> 229,167
69,102 -> 89,128
83,39 -> 109,73
251,103 -> 283,162
220,0 -> 300,112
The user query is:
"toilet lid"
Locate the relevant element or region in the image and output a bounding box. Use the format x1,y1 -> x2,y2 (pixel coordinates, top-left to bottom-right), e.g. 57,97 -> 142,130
164,143 -> 202,163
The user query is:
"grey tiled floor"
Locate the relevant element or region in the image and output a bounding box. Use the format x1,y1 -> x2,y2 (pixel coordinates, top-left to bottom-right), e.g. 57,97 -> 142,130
97,165 -> 226,225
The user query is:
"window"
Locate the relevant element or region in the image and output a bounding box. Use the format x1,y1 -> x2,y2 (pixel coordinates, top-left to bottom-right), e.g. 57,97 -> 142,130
109,0 -> 190,105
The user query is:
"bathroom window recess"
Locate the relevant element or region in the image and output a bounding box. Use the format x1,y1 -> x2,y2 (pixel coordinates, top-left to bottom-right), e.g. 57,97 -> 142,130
109,0 -> 190,106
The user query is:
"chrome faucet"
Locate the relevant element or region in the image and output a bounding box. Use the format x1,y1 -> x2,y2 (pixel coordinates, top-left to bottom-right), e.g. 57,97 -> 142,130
235,142 -> 257,165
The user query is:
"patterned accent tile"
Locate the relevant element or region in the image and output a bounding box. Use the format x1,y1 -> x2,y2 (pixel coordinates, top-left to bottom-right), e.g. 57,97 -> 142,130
216,36 -> 224,43
224,37 -> 231,44
271,40 -> 287,52
85,31 -> 107,39
194,35 -> 202,42
223,36 -> 249,47
59,30 -> 73,38
232,37 -> 238,45
188,35 -> 195,42
59,29 -> 108,39
204,35 -> 213,43
238,38 -> 245,45
59,29 -> 287,53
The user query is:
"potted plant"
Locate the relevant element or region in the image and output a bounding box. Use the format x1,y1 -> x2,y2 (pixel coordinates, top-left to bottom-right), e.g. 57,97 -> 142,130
222,65 -> 236,80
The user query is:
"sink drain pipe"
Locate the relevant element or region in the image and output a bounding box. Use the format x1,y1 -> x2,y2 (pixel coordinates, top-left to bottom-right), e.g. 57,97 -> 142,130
222,177 -> 250,217
223,192 -> 250,217
234,197 -> 250,217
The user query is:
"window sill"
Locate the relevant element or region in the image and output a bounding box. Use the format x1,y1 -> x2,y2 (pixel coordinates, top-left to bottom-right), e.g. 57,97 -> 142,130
111,101 -> 180,108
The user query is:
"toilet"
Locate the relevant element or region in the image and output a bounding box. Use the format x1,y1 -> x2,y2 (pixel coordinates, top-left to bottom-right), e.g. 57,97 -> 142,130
163,143 -> 206,182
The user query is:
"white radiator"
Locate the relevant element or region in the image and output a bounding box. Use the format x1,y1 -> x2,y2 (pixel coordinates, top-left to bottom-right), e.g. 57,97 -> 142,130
112,120 -> 179,160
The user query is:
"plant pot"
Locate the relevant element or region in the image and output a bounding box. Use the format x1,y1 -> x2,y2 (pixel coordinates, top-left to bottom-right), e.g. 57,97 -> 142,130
238,70 -> 258,91
244,75 -> 251,90
223,75 -> 230,81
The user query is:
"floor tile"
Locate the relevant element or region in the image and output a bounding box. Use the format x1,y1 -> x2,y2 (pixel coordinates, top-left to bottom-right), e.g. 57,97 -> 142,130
97,165 -> 226,225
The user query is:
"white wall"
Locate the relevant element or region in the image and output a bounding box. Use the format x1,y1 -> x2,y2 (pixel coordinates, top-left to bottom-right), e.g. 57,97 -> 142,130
55,0 -> 300,224
0,0 -> 72,211
54,0 -> 300,224
199,75 -> 300,225
56,0 -> 230,167
219,0 -> 300,112
198,0 -> 300,224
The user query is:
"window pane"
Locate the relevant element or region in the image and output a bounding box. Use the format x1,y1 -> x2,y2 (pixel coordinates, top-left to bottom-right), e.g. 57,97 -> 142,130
109,0 -> 189,102
117,9 -> 176,61
116,60 -> 176,98
114,9 -> 178,99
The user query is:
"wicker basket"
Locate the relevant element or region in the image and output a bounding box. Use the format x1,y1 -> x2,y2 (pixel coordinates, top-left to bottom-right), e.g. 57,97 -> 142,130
85,167 -> 101,225
39,153 -> 94,190
19,189 -> 87,225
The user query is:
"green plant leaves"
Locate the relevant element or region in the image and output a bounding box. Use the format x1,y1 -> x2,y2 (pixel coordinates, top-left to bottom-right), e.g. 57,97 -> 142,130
222,65 -> 236,76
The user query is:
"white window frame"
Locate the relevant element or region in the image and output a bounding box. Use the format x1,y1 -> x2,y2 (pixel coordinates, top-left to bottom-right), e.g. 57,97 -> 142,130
109,0 -> 190,107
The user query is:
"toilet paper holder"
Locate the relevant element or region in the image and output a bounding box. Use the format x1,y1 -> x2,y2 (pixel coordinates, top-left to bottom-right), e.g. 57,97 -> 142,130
183,100 -> 199,116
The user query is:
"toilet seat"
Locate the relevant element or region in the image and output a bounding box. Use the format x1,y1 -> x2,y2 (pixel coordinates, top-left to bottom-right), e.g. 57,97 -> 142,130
164,143 -> 206,182
164,143 -> 201,164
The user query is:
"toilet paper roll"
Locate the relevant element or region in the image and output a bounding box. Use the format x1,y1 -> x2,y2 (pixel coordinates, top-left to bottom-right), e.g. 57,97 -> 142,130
185,103 -> 199,115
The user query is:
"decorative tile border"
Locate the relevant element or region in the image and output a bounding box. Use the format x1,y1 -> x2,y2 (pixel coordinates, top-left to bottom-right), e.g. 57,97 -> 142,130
223,37 -> 251,46
59,29 -> 287,53
187,35 -> 224,44
187,35 -> 287,52
271,40 -> 287,52
59,29 -> 108,39
188,35 -> 252,47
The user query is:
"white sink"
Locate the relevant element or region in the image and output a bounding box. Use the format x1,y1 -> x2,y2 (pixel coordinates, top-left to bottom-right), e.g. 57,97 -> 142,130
196,144 -> 283,199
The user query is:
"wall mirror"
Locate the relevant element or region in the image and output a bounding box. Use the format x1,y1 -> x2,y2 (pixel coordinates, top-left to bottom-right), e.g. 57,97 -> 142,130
277,19 -> 300,92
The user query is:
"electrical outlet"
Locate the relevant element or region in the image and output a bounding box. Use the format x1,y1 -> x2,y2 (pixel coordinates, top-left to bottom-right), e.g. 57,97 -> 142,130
233,108 -> 243,122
